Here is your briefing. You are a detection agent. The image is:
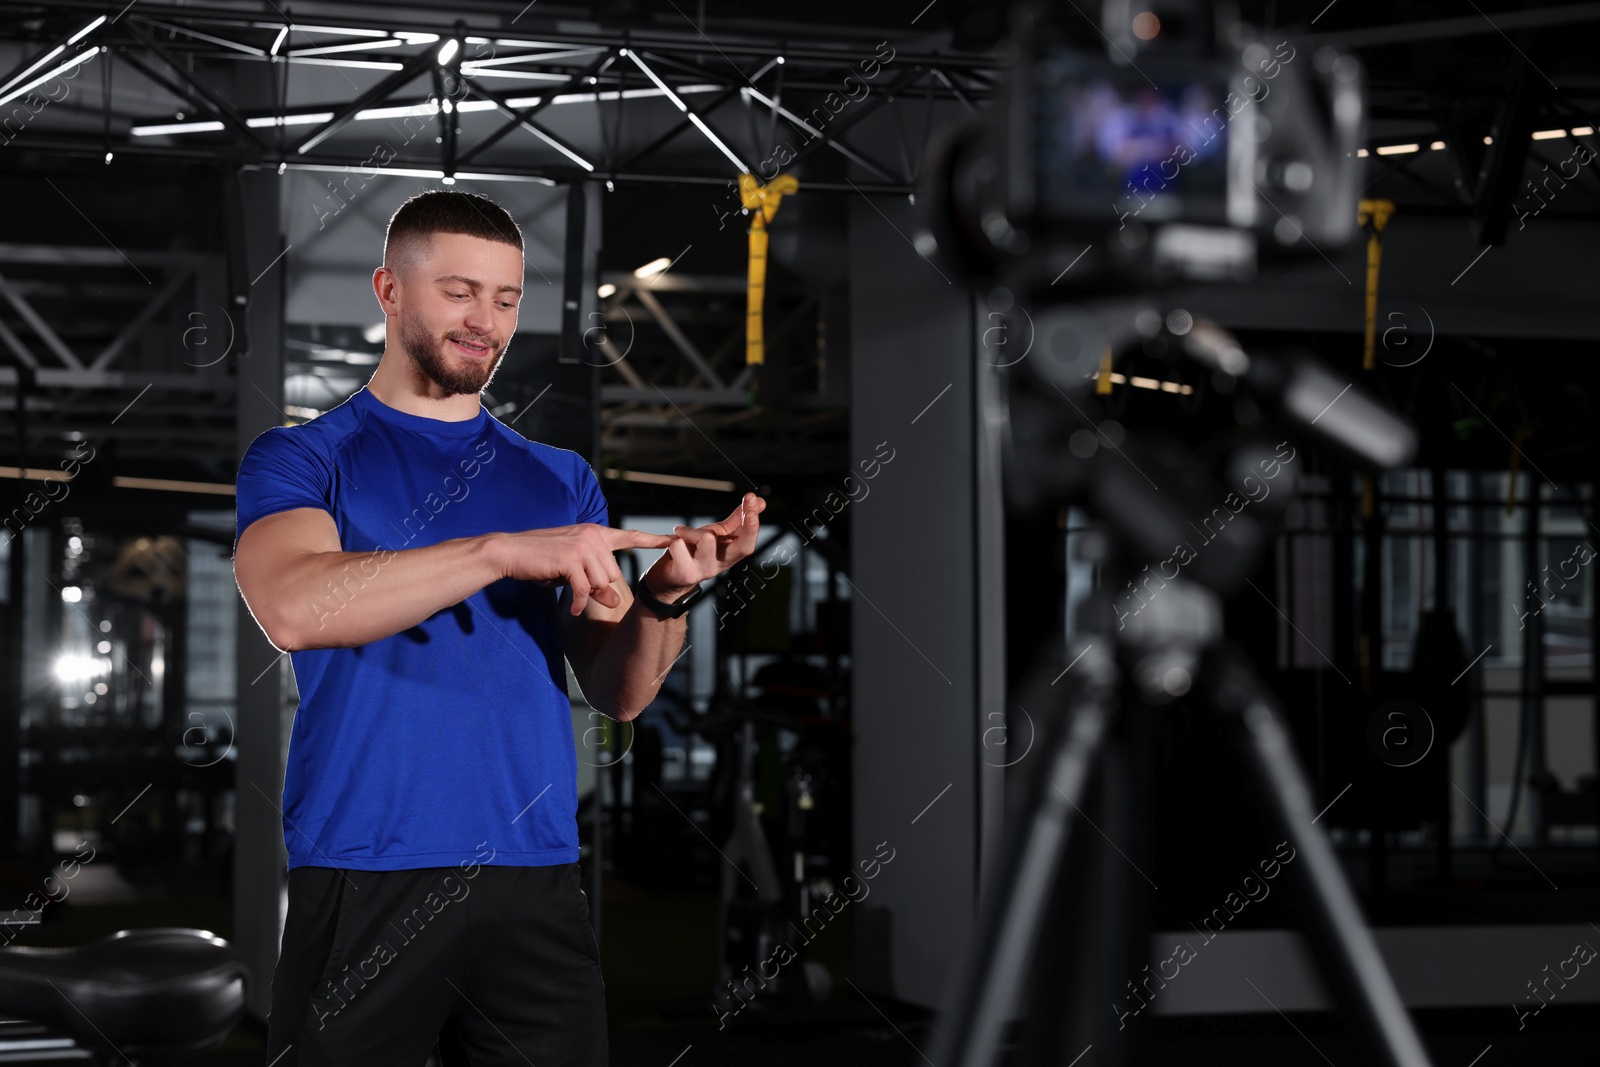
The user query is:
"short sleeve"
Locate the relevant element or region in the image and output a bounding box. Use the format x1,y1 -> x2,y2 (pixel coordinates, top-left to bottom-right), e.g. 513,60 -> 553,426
235,427 -> 334,542
572,453 -> 609,527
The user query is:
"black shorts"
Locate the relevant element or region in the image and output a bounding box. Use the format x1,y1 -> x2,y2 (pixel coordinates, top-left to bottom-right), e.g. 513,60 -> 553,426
265,862 -> 607,1066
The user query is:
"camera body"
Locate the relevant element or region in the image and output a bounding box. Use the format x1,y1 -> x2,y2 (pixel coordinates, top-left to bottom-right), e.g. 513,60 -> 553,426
923,0 -> 1365,294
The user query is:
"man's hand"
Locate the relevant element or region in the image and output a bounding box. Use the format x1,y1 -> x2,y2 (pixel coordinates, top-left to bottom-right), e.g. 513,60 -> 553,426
562,493 -> 765,719
493,524 -> 676,615
646,492 -> 768,599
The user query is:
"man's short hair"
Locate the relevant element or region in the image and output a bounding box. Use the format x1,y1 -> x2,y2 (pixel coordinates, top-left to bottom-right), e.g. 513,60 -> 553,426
383,190 -> 523,276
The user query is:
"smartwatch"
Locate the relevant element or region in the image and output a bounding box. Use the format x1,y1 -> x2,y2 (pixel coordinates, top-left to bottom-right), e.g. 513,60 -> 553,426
632,573 -> 702,618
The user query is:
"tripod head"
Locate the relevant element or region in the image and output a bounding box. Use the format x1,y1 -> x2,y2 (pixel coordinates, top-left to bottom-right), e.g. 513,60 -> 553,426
1002,301 -> 1414,574
997,301 -> 1417,707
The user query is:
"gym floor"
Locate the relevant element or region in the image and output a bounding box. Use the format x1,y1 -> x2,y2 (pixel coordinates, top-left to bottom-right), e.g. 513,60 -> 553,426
14,869 -> 1600,1065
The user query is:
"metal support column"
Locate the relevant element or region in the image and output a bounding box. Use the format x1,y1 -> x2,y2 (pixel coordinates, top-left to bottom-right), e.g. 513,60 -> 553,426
0,367 -> 28,860
1465,472 -> 1487,840
1521,478 -> 1546,844
231,167 -> 288,1023
847,189 -> 1002,1006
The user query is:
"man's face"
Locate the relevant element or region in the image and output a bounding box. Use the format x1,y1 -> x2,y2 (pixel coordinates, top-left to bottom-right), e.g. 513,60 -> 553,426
392,231 -> 523,395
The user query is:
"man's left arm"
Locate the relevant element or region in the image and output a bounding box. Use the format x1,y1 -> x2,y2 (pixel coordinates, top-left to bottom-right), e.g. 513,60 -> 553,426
562,491 -> 766,720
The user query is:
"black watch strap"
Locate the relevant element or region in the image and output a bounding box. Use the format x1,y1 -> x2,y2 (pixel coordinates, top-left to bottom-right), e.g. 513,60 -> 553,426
632,573 -> 700,618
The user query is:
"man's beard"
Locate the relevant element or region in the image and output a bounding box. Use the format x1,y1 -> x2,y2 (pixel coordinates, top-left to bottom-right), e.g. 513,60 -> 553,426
400,312 -> 506,395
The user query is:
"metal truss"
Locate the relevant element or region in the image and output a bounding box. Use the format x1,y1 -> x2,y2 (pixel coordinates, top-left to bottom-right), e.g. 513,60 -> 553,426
0,0 -> 985,478
588,270 -> 844,476
7,0 -> 1600,478
0,1 -> 996,190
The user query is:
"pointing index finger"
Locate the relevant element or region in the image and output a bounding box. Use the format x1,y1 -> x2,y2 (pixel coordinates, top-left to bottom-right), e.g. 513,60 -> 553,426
607,528 -> 677,550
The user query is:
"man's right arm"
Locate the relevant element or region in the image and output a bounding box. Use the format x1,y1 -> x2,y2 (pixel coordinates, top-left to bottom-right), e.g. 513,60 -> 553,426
235,508 -> 511,651
234,507 -> 674,651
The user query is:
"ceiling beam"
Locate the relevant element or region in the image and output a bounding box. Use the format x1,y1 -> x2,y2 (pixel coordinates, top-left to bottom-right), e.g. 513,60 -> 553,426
0,367 -> 234,391
0,269 -> 84,369
290,46 -> 440,156
602,385 -> 841,407
89,266 -> 194,371
630,287 -> 727,391
1307,2 -> 1600,49
0,244 -> 207,268
118,24 -> 272,154
1474,52 -> 1548,245
456,50 -> 615,166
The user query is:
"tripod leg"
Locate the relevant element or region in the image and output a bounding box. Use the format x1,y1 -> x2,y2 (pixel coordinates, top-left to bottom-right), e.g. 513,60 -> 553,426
1224,664 -> 1435,1067
928,640 -> 1119,1067
1023,699 -> 1156,1067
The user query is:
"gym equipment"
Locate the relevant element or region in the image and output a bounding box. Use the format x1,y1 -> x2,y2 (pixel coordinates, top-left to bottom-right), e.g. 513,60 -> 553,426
664,673 -> 842,1018
0,927 -> 248,1065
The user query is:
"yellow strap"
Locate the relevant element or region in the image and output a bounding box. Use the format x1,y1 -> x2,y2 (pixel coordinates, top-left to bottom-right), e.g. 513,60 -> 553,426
1095,347 -> 1114,395
747,216 -> 768,366
1356,199 -> 1395,370
739,172 -> 799,366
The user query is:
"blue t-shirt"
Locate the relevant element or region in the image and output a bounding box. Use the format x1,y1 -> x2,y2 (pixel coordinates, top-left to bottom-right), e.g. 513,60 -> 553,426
234,386 -> 608,872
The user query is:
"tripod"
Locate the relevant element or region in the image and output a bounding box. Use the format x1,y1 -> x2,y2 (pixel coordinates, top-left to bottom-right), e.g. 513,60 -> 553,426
927,318 -> 1436,1067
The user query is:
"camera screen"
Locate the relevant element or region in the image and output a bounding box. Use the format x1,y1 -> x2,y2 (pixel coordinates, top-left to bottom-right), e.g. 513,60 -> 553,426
1036,68 -> 1232,225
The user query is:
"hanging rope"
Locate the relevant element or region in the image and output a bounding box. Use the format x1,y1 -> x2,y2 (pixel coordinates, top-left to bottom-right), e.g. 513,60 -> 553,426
1095,347 -> 1114,395
1356,198 -> 1396,371
738,171 -> 798,366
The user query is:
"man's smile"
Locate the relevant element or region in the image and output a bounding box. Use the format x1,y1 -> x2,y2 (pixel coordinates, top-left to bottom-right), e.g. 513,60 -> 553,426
449,336 -> 492,357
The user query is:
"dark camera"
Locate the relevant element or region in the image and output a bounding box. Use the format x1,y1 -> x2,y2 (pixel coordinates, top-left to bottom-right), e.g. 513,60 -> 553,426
919,0 -> 1365,294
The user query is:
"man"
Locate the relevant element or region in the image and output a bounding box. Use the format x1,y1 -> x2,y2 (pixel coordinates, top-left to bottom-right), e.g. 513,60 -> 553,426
235,189 -> 766,1065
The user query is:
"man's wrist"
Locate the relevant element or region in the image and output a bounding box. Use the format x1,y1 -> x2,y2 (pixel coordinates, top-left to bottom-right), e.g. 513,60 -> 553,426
473,531 -> 509,581
641,566 -> 700,604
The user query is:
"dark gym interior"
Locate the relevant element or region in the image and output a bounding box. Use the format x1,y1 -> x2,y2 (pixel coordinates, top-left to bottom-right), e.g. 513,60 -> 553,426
2,1 -> 1599,1064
